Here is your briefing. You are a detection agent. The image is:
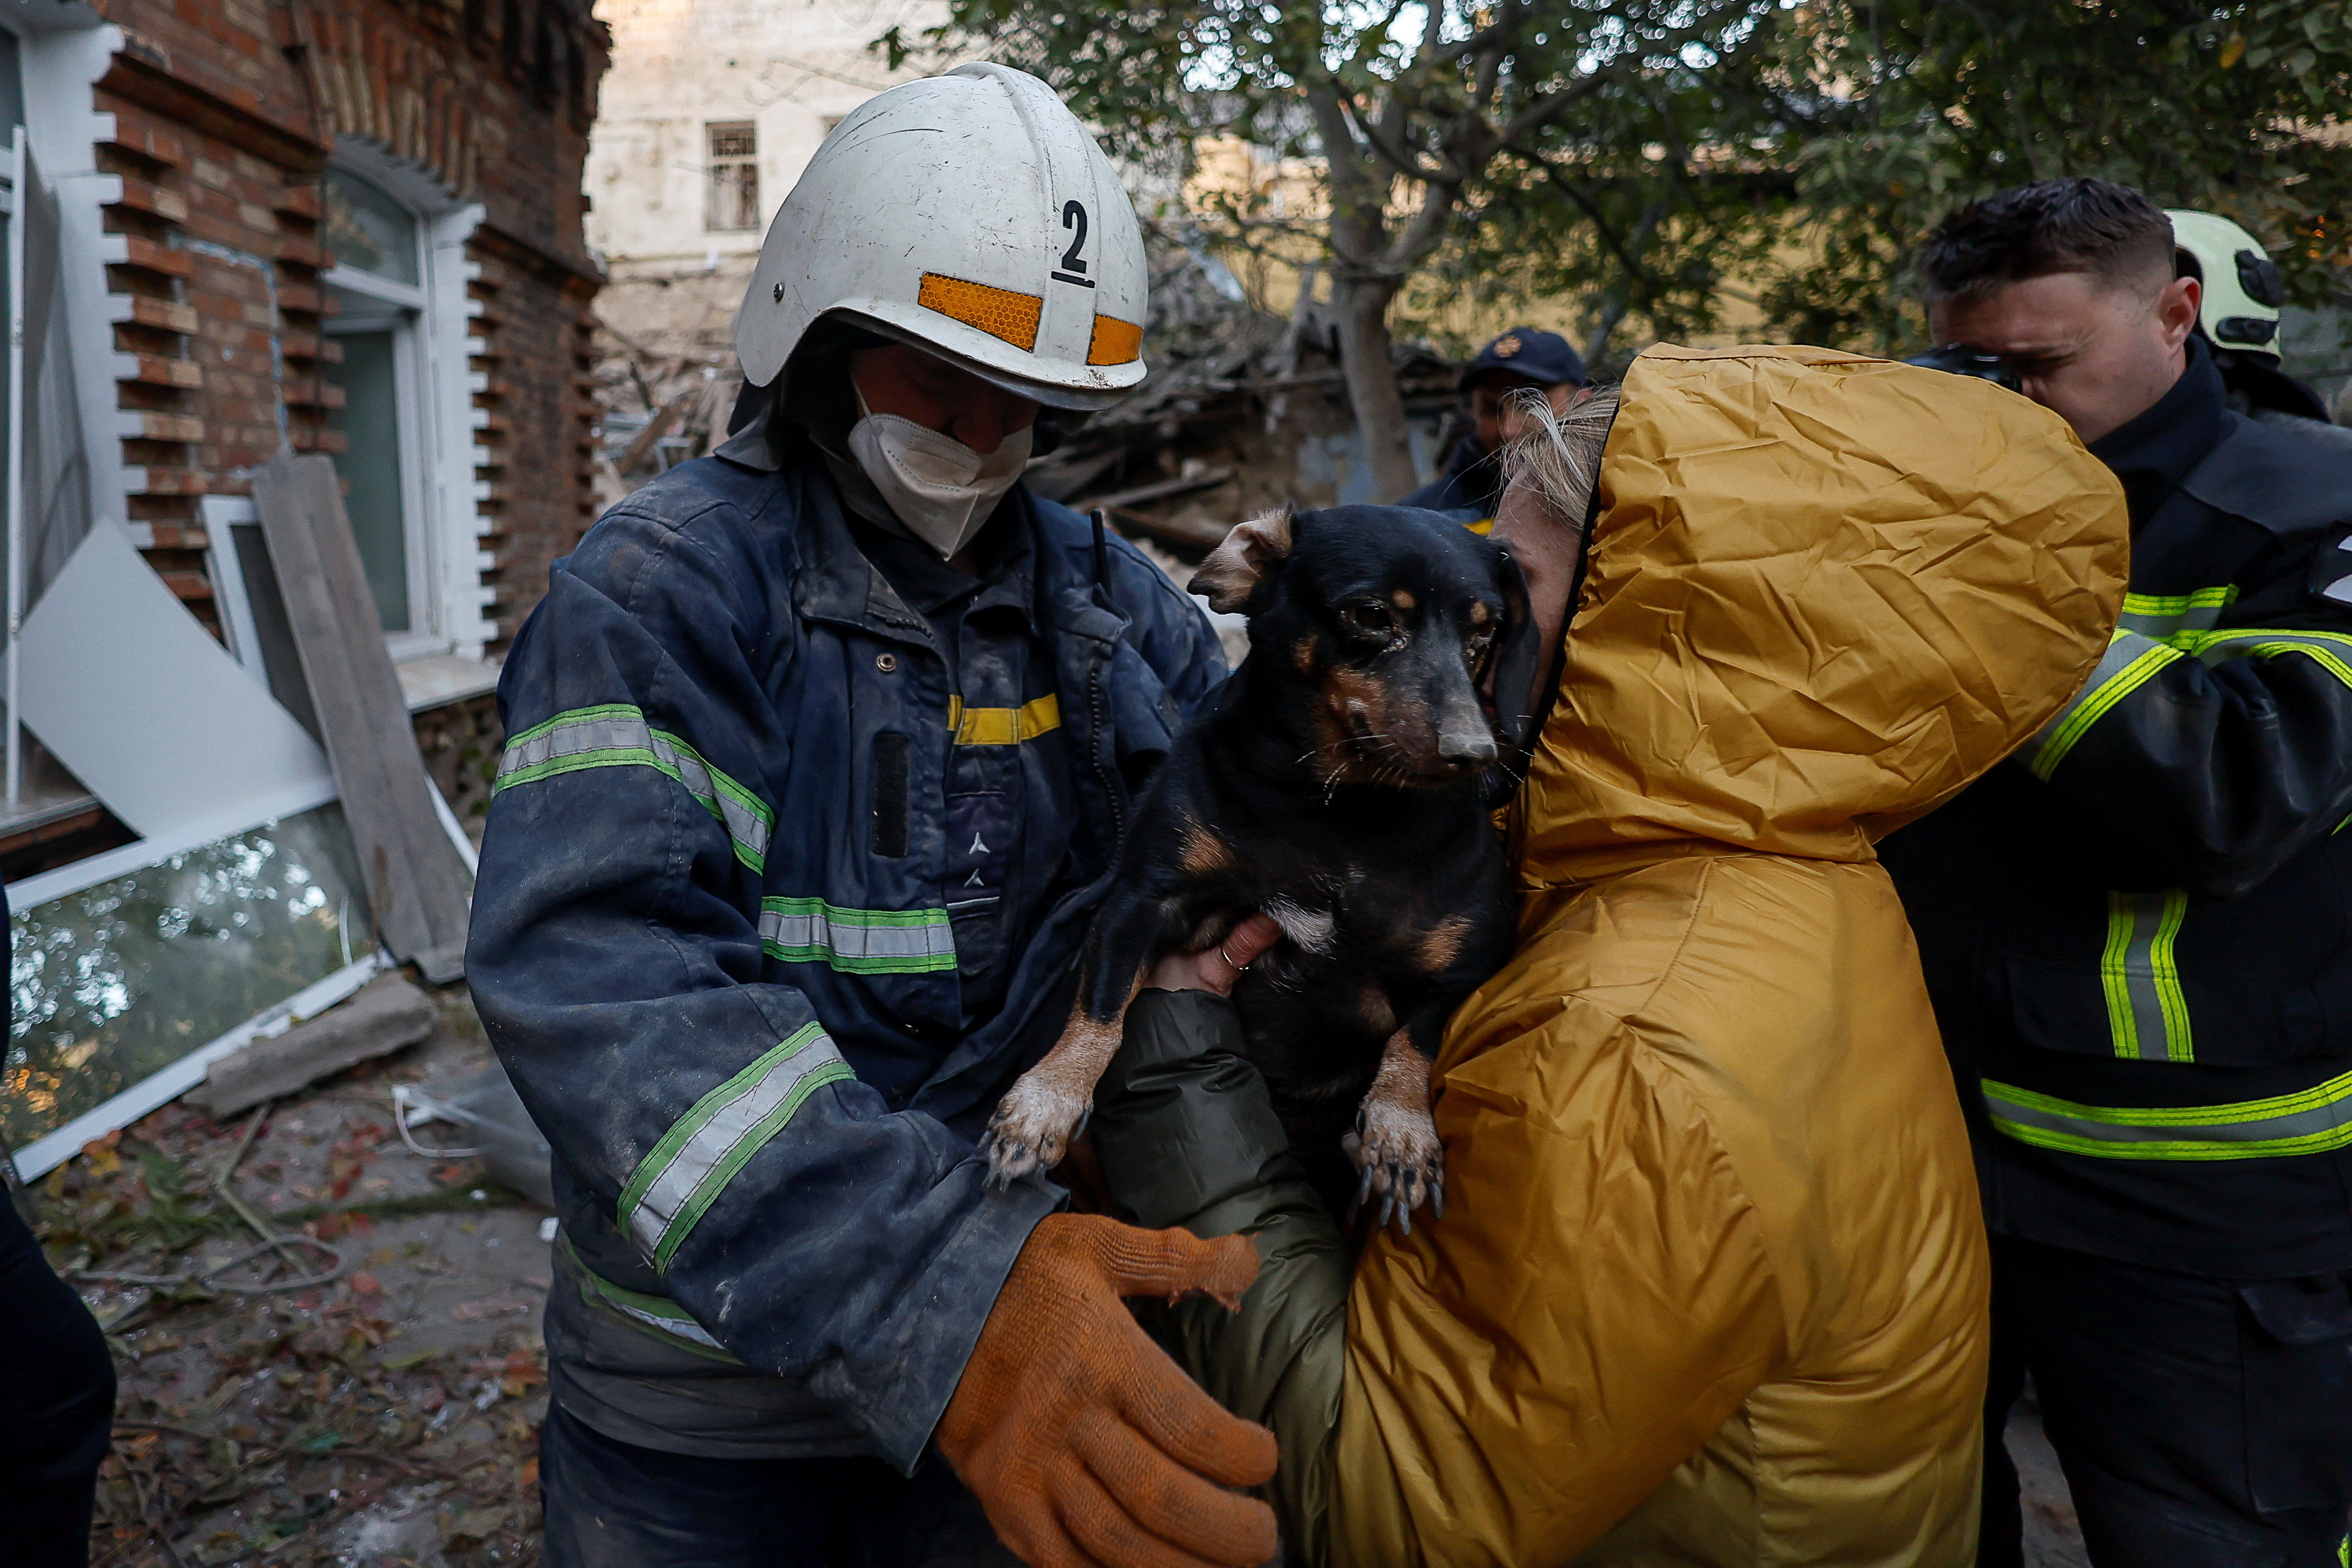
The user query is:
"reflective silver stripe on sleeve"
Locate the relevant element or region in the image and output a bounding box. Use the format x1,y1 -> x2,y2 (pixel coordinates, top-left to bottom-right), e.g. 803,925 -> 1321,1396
2183,629 -> 2352,691
2024,630 -> 2183,782
759,898 -> 958,975
496,704 -> 654,784
493,703 -> 773,871
617,1022 -> 857,1274
648,729 -> 773,870
553,1232 -> 741,1363
2117,586 -> 2236,646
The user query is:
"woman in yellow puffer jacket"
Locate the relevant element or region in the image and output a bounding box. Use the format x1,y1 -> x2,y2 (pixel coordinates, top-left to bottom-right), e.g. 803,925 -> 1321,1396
1089,344 -> 2129,1566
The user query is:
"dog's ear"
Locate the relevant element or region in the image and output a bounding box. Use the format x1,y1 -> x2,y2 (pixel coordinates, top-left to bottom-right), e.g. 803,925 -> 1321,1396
1481,545 -> 1545,799
1192,505 -> 1294,613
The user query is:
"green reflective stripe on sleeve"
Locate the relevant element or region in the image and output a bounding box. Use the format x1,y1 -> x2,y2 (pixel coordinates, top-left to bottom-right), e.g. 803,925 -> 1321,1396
617,1022 -> 856,1274
493,703 -> 774,871
2100,890 -> 2194,1062
1983,1067 -> 2352,1160
2027,630 -> 2184,781
2119,585 -> 2237,646
759,898 -> 958,975
554,1232 -> 741,1363
2181,628 -> 2352,690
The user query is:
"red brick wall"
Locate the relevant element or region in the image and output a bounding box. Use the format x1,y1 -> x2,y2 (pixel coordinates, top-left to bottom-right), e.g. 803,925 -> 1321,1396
90,0 -> 608,650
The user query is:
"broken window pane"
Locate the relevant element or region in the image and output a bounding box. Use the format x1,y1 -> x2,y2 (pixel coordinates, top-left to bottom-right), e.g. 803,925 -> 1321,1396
4,803 -> 377,1148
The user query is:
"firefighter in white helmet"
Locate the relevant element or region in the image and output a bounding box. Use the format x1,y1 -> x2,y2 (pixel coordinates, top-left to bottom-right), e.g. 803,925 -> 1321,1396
2165,208 -> 2342,429
469,63 -> 1276,1567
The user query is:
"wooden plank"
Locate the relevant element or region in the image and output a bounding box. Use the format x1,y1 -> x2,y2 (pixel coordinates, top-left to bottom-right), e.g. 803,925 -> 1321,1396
614,390 -> 695,474
250,454 -> 473,982
186,975 -> 437,1118
1072,466 -> 1236,512
1104,506 -> 1232,552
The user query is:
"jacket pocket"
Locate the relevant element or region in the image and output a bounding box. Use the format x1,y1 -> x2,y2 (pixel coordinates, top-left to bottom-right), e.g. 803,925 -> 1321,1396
2238,1273 -> 2352,1511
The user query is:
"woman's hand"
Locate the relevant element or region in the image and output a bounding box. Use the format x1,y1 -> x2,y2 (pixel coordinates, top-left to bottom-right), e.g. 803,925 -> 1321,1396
1145,913 -> 1283,996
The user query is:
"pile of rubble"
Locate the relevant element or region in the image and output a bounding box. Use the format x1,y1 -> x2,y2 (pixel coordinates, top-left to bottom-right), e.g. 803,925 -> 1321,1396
42,991 -> 554,1568
585,229 -> 1468,562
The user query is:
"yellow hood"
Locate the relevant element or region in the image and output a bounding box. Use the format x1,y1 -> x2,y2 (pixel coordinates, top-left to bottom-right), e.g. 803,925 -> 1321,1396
1520,344 -> 2128,877
1325,346 -> 2131,1567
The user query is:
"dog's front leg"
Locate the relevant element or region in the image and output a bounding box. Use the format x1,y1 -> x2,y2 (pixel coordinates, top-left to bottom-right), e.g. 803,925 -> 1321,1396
983,891 -> 1172,1188
1350,1008 -> 1448,1233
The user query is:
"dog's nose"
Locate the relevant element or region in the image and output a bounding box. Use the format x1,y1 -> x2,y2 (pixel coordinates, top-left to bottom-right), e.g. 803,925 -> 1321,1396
1438,729 -> 1498,769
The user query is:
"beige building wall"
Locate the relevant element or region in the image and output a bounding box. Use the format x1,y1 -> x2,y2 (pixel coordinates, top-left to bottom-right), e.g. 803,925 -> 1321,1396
585,0 -> 945,277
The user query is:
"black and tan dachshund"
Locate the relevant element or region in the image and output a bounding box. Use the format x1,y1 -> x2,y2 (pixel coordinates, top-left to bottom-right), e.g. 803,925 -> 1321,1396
983,503 -> 1533,1230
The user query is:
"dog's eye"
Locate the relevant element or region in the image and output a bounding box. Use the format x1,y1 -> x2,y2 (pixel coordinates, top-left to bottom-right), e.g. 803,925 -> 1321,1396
1342,603 -> 1395,638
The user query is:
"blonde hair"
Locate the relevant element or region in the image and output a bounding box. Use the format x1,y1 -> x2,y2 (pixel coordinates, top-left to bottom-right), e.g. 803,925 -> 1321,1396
1500,385 -> 1619,534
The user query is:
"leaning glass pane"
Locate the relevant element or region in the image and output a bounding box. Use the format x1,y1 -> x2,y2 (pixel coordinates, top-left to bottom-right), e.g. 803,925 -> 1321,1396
3,803 -> 377,1148
324,167 -> 420,286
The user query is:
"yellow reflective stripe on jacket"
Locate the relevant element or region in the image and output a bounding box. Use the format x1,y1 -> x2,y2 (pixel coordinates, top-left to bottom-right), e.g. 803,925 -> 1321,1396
1983,1068 -> 2352,1160
759,897 -> 957,975
946,693 -> 1061,746
2026,630 -> 2183,780
616,1022 -> 856,1273
2181,628 -> 2352,689
2100,890 -> 2193,1062
2119,585 -> 2237,647
495,703 -> 775,872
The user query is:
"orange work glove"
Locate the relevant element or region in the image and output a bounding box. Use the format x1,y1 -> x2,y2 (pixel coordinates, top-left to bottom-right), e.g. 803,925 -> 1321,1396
937,1212 -> 1280,1568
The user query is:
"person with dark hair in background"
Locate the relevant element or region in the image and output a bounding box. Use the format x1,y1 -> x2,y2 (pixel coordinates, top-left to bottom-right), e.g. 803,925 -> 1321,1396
1398,325 -> 1585,524
0,884 -> 118,1568
1880,177 -> 2352,1568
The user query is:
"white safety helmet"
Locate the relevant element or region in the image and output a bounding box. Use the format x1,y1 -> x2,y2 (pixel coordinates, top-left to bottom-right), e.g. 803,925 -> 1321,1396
2165,209 -> 2288,359
735,63 -> 1148,411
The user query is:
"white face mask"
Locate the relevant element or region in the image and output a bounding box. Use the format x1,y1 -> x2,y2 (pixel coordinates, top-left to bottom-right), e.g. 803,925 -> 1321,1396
846,391 -> 1033,560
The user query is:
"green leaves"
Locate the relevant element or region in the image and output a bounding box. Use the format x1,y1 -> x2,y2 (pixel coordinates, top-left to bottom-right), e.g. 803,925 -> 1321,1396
895,0 -> 2347,365
1768,0 -> 2352,350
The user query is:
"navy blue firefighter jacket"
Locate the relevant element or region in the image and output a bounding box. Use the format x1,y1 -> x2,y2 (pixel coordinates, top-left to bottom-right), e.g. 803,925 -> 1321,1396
466,449 -> 1226,1468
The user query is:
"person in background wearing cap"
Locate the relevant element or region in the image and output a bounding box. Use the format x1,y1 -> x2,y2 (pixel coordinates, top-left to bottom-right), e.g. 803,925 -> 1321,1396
1399,325 -> 1587,524
466,65 -> 1278,1568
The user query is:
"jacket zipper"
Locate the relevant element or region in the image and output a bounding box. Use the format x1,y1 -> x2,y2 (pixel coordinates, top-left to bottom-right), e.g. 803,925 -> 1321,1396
1087,660 -> 1126,849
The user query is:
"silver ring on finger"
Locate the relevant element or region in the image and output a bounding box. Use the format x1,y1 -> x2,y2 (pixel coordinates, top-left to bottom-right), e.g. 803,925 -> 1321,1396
1220,944 -> 1248,972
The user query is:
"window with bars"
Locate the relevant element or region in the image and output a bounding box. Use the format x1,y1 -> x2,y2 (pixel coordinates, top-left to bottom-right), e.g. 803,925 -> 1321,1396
705,122 -> 759,232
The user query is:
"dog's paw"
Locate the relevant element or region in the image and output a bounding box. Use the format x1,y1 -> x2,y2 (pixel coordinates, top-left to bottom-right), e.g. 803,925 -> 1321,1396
1347,1094 -> 1444,1235
982,1073 -> 1090,1190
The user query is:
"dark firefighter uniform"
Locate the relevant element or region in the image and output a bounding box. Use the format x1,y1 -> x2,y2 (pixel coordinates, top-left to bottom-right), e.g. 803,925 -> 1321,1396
465,415 -> 1225,1554
1880,336 -> 2352,1567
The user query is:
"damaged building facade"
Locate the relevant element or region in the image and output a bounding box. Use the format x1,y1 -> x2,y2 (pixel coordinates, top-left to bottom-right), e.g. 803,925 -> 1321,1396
0,0 -> 607,1176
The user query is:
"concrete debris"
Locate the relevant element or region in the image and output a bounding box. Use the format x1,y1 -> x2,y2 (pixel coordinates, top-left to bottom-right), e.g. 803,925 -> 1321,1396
190,978 -> 437,1121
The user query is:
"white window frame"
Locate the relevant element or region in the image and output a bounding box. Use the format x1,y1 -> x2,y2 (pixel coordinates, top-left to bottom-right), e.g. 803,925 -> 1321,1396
322,146 -> 489,666
323,258 -> 440,660
703,120 -> 759,233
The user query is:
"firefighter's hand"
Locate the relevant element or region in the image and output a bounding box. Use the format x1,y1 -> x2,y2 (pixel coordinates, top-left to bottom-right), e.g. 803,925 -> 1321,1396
1145,914 -> 1283,998
936,1213 -> 1279,1568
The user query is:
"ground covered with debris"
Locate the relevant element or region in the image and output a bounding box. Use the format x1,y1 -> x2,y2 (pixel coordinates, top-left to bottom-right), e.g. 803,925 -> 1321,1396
39,988 -> 553,1568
